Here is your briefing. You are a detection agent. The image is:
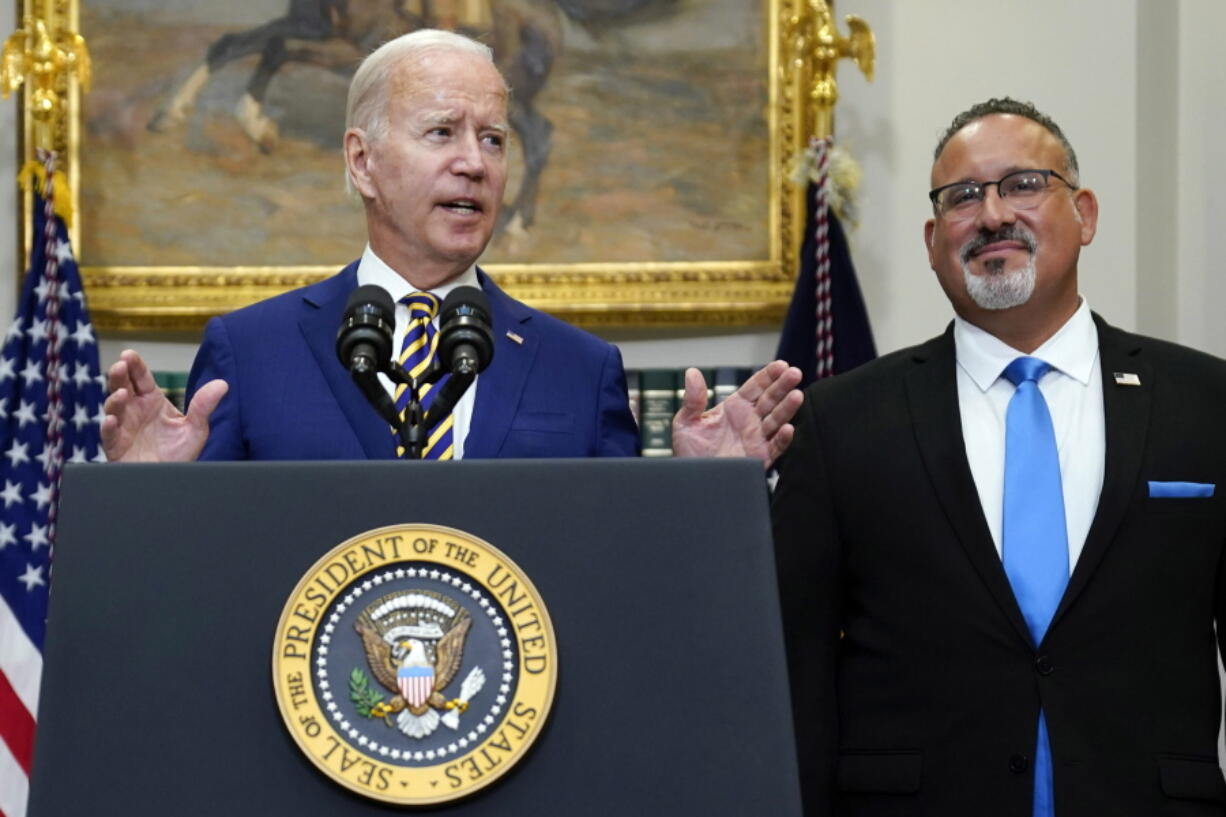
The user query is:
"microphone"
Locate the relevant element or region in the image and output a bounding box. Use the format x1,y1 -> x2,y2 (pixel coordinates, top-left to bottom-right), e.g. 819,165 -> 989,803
336,285 -> 395,376
422,286 -> 494,431
437,286 -> 494,376
336,285 -> 398,424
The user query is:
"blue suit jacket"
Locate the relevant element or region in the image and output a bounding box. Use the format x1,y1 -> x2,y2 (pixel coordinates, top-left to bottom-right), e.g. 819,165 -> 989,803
185,263 -> 640,460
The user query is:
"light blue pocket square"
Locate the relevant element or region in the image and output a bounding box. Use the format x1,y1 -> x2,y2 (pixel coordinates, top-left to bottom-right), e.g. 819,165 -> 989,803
1148,481 -> 1215,498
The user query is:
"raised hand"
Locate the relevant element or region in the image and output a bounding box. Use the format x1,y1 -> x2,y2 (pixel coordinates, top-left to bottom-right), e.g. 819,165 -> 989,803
671,360 -> 803,468
101,349 -> 228,462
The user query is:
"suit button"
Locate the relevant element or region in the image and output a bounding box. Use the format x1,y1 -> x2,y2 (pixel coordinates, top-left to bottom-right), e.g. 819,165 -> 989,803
1036,655 -> 1054,675
1009,754 -> 1029,774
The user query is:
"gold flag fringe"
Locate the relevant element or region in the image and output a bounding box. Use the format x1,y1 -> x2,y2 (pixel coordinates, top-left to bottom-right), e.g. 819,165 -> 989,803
17,159 -> 74,227
789,141 -> 863,229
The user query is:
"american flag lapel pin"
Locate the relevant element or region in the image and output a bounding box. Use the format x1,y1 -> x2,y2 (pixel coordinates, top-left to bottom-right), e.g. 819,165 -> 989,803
1113,372 -> 1141,386
506,330 -> 524,345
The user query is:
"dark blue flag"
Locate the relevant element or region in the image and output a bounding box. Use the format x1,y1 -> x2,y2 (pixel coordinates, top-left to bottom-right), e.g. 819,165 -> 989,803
0,180 -> 104,813
776,180 -> 877,389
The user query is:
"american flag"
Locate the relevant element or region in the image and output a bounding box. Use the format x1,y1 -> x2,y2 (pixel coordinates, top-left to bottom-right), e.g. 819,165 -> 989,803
0,154 -> 104,817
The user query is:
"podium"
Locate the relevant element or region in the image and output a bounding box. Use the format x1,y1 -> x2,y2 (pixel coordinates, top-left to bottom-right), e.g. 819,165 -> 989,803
30,459 -> 802,815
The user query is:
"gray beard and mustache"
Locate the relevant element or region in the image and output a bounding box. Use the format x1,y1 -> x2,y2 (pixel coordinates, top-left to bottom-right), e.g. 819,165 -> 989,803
959,225 -> 1037,310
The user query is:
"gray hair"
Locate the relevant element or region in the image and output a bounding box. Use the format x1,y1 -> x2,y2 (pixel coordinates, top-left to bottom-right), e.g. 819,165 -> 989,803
345,29 -> 502,141
934,97 -> 1080,186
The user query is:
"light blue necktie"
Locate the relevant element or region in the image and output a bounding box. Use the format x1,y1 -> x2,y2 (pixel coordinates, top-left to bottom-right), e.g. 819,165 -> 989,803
394,292 -> 454,460
1001,356 -> 1068,817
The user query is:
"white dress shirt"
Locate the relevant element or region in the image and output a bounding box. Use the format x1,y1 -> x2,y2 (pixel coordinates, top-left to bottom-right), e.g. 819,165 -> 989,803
955,298 -> 1105,570
356,245 -> 478,459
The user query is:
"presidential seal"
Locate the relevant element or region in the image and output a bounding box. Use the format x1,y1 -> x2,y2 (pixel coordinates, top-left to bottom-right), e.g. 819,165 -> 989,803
272,524 -> 557,805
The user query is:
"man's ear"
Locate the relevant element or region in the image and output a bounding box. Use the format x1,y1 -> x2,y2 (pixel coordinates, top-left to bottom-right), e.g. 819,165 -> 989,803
344,128 -> 376,199
1073,188 -> 1098,245
923,218 -> 937,268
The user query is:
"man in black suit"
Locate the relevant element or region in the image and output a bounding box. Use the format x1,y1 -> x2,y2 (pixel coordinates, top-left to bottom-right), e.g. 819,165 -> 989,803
773,97 -> 1226,816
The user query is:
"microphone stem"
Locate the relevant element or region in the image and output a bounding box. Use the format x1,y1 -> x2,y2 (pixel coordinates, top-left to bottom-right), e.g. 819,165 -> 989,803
400,395 -> 426,459
422,371 -> 475,433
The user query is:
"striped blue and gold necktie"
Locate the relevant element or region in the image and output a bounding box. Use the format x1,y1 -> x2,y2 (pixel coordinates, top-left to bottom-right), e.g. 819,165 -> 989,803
394,292 -> 454,460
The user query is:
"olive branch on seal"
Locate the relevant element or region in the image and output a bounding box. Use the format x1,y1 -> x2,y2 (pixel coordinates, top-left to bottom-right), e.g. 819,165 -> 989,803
349,667 -> 386,718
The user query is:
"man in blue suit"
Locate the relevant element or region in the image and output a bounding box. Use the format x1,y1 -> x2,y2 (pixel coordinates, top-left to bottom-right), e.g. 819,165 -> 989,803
102,29 -> 801,464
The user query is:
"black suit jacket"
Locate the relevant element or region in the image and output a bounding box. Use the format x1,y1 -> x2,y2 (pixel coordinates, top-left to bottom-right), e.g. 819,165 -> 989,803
772,315 -> 1226,816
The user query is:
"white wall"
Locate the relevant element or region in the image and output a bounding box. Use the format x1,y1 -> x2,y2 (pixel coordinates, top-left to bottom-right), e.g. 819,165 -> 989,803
3,0 -> 1224,371
1172,1 -> 1226,353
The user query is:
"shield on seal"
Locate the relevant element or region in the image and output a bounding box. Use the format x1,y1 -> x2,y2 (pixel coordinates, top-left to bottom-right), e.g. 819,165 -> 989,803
398,665 -> 434,708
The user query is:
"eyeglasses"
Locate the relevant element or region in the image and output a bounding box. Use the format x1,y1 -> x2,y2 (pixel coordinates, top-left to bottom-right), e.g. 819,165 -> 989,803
928,169 -> 1077,218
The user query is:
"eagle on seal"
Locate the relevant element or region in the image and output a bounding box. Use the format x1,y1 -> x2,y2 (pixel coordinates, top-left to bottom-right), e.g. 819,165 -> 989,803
355,602 -> 473,738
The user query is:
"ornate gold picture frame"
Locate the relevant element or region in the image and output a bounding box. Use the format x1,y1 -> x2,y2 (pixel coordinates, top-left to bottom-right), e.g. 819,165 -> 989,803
19,0 -> 816,331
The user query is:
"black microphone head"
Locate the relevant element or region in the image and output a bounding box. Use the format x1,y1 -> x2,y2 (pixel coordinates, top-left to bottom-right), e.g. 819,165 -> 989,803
439,286 -> 490,324
346,284 -> 396,315
337,284 -> 396,374
438,286 -> 494,375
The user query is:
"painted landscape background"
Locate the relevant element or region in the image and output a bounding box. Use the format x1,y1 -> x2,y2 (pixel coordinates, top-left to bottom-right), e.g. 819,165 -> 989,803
77,0 -> 770,268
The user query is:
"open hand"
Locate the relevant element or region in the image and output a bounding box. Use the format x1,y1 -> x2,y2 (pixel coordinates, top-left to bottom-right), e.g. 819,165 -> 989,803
101,349 -> 227,462
671,360 -> 803,468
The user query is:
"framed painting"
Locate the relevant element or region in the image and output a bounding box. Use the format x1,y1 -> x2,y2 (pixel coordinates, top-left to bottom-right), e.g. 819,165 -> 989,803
19,0 -> 813,330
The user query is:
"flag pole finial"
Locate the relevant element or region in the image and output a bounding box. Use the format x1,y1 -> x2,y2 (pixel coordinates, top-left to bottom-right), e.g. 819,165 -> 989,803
2,4 -> 91,154
785,0 -> 875,141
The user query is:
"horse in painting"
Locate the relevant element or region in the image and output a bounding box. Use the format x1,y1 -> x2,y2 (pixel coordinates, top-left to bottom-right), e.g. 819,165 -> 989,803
148,0 -> 676,237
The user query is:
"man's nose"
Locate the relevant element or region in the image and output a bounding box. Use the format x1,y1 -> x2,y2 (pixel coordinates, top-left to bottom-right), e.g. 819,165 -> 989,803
451,132 -> 485,179
975,185 -> 1015,231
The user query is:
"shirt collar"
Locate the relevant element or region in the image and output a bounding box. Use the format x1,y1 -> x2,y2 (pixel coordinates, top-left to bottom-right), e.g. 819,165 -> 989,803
356,245 -> 480,304
954,297 -> 1099,391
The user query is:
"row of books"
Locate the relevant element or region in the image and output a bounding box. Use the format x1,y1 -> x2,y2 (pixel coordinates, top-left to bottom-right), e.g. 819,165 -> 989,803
152,365 -> 762,458
153,371 -> 190,413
